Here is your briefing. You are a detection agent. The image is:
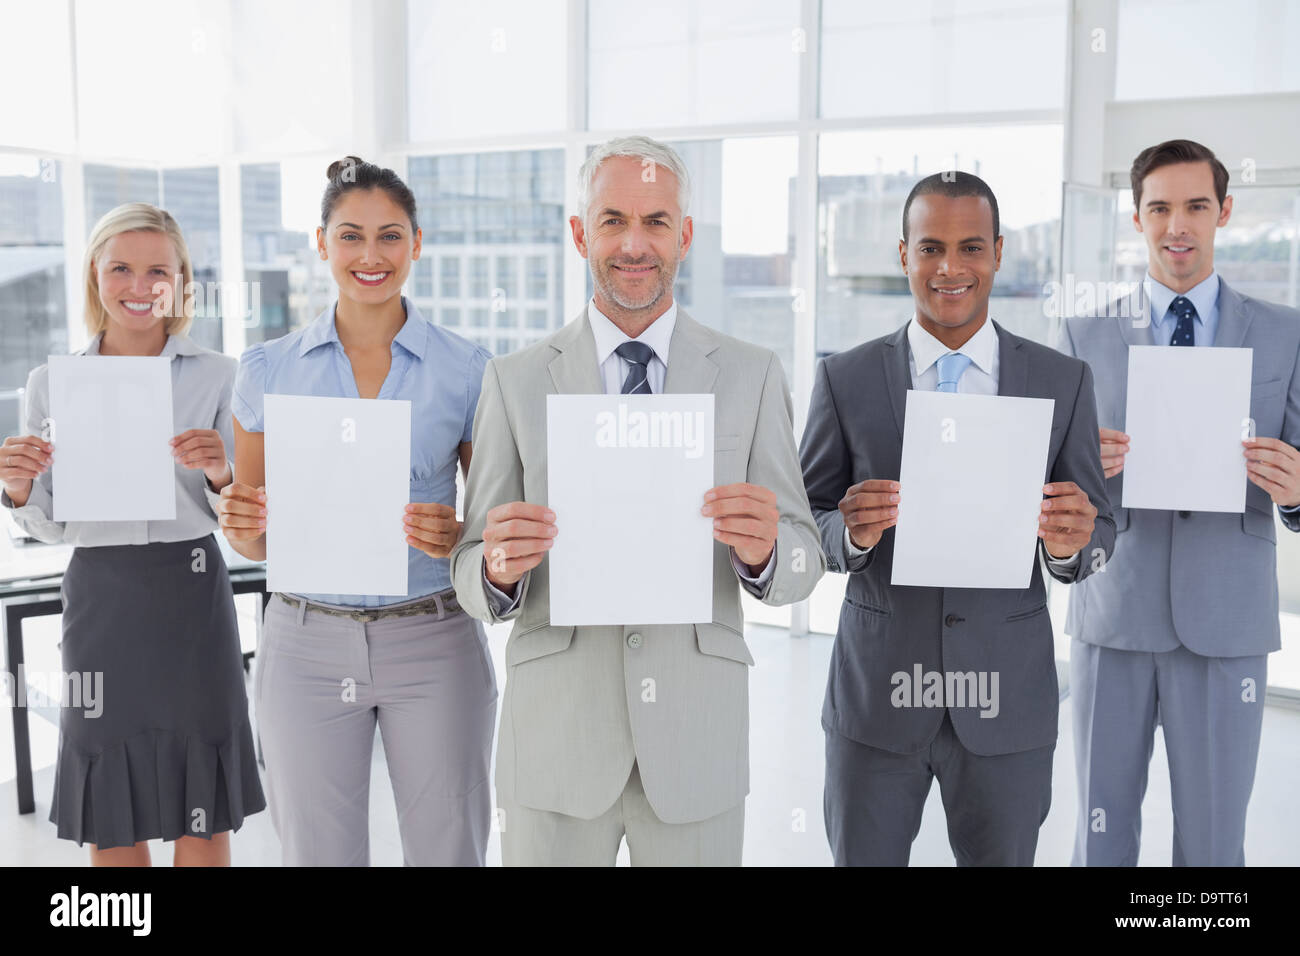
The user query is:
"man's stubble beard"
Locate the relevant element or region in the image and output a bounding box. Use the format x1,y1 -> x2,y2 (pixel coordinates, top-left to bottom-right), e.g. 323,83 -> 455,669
592,241 -> 681,314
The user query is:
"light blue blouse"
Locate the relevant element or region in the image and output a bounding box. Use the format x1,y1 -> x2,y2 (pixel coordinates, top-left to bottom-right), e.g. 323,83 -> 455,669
232,297 -> 490,607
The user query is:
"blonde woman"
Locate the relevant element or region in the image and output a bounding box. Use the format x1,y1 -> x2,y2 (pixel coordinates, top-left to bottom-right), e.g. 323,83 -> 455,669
0,203 -> 265,866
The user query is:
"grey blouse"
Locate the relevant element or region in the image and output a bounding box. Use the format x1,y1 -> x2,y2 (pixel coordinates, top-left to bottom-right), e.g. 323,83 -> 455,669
2,332 -> 236,546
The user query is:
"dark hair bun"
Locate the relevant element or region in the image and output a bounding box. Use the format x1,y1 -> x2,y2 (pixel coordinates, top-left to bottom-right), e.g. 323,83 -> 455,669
326,156 -> 365,181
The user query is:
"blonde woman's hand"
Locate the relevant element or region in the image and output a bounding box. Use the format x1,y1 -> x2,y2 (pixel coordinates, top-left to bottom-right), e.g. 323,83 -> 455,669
171,428 -> 232,489
0,435 -> 53,507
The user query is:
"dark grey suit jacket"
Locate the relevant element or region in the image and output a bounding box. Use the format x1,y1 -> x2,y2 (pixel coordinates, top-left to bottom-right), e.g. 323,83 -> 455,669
800,320 -> 1115,756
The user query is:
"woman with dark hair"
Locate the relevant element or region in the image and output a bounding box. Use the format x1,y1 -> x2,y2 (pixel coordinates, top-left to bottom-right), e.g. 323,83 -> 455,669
218,157 -> 497,866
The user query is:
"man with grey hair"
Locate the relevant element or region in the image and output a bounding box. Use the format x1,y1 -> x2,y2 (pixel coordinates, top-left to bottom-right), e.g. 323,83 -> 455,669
451,135 -> 824,865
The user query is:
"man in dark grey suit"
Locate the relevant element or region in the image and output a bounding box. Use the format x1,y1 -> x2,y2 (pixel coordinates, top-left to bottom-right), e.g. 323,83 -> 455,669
800,172 -> 1115,866
1059,139 -> 1300,866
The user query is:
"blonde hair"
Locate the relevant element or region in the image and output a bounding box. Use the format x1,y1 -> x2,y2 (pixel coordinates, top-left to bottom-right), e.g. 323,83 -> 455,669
82,202 -> 194,337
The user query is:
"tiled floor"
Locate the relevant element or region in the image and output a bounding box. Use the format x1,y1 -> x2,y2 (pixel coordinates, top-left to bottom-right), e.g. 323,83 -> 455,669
3,615 -> 1298,866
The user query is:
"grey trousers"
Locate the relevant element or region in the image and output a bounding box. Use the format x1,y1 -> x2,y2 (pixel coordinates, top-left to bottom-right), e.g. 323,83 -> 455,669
255,594 -> 498,866
499,761 -> 745,866
824,711 -> 1055,866
1070,638 -> 1267,866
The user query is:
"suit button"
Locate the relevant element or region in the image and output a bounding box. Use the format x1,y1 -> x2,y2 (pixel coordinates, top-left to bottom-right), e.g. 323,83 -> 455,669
626,632 -> 643,649
1179,510 -> 1190,518
944,614 -> 960,627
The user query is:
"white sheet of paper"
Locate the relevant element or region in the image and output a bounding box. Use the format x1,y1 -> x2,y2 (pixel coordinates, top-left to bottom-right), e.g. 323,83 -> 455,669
264,394 -> 411,595
546,394 -> 714,625
1122,346 -> 1252,512
48,355 -> 176,521
891,390 -> 1056,589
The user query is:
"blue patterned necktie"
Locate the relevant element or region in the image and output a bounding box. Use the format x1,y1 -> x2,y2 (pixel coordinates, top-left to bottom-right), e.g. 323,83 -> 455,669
936,351 -> 973,393
616,341 -> 654,394
1169,295 -> 1196,346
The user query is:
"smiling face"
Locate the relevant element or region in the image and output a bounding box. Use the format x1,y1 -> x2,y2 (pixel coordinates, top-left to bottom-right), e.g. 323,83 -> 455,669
94,230 -> 181,335
1133,161 -> 1232,293
899,193 -> 1002,345
569,155 -> 693,321
317,188 -> 421,305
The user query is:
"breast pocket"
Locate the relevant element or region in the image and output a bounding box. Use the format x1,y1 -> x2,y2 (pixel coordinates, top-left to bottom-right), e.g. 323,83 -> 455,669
714,433 -> 745,484
1249,378 -> 1286,437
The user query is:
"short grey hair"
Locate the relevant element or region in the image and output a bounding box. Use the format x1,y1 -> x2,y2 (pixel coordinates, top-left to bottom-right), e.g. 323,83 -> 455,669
577,136 -> 692,223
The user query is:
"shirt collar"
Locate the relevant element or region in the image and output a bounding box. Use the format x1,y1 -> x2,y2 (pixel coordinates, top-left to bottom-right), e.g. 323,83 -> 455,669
588,297 -> 676,367
81,330 -> 202,358
906,315 -> 998,378
1144,271 -> 1219,326
299,296 -> 428,360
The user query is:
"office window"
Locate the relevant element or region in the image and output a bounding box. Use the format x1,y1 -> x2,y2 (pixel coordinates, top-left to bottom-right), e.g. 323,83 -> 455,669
662,137 -> 799,383
0,2 -> 75,151
0,155 -> 66,438
161,167 -> 222,352
526,308 -> 547,329
495,255 -> 517,299
440,255 -> 461,297
407,0 -> 566,141
84,165 -> 159,225
820,0 -> 1067,118
407,150 -> 565,354
816,125 -> 1064,359
588,0 -> 801,128
75,0 -> 228,160
413,258 -> 433,297
241,158 -> 340,345
526,254 -> 547,299
441,306 -> 461,327
1116,0 -> 1300,100
230,0 -> 357,154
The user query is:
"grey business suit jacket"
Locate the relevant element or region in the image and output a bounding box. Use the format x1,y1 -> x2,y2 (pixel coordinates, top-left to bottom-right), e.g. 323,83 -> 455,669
449,306 -> 825,824
1058,279 -> 1300,657
800,320 -> 1115,756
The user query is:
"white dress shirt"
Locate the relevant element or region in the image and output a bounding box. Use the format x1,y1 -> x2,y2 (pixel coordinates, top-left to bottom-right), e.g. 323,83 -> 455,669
845,316 -> 1078,569
484,298 -> 775,612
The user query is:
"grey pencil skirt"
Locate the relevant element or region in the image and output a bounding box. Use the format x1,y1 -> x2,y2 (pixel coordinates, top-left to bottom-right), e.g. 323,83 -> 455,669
49,534 -> 266,849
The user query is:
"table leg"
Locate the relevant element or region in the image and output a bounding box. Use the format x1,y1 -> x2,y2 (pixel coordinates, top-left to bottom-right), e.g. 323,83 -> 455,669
5,604 -> 35,815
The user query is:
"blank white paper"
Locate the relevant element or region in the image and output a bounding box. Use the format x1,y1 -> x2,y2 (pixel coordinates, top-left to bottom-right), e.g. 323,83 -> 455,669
48,355 -> 176,521
891,390 -> 1056,590
547,394 -> 714,625
264,394 -> 411,595
1122,346 -> 1252,513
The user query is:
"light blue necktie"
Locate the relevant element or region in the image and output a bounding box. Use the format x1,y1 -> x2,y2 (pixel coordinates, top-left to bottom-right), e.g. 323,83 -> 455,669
935,351 -> 973,393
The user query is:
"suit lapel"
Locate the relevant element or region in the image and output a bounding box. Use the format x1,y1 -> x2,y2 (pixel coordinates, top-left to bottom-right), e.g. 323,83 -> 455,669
547,306 -> 604,394
993,320 -> 1027,397
1114,283 -> 1151,348
882,323 -> 910,439
1211,277 -> 1253,349
662,308 -> 720,394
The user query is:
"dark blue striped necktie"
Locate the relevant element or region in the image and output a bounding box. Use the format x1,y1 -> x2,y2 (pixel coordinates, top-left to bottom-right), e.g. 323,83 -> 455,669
1169,295 -> 1196,346
616,341 -> 654,394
